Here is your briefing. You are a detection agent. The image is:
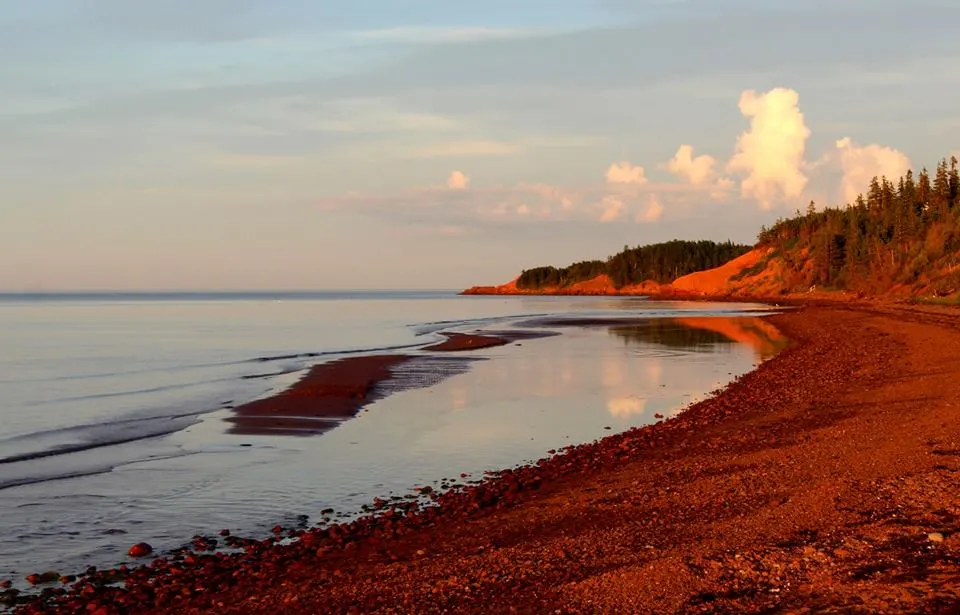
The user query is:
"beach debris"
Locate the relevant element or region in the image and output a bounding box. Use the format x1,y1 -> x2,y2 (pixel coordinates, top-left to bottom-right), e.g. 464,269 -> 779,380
127,542 -> 153,558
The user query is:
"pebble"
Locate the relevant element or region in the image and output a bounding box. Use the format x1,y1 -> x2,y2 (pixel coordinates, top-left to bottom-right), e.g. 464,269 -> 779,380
127,543 -> 153,558
927,532 -> 944,543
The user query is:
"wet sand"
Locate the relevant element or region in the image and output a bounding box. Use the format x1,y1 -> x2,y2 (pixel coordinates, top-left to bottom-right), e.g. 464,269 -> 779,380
12,304 -> 960,614
226,329 -> 558,435
226,355 -> 410,436
422,330 -> 559,352
421,332 -> 511,352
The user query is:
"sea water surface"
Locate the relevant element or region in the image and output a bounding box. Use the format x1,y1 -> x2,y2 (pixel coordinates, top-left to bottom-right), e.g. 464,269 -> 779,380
0,291 -> 784,583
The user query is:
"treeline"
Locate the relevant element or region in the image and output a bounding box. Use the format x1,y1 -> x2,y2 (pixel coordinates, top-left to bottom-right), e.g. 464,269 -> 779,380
516,240 -> 752,290
757,156 -> 960,296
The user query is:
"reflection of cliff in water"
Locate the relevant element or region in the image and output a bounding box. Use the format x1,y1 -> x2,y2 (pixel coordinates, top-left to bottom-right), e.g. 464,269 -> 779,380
610,317 -> 787,359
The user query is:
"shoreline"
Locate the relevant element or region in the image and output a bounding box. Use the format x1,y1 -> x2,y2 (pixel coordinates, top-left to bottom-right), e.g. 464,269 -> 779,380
227,328 -> 560,435
11,303 -> 960,613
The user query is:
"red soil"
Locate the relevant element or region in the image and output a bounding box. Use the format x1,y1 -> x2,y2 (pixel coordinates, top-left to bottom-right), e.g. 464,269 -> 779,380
226,355 -> 409,436
421,333 -> 510,352
671,248 -> 768,295
459,248 -> 862,302
14,303 -> 960,614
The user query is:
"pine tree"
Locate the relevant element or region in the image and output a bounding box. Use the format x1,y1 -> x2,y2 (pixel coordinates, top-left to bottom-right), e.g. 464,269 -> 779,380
948,156 -> 959,209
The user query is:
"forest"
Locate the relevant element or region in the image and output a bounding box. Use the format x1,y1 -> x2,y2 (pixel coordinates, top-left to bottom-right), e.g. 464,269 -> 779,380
755,156 -> 960,296
516,240 -> 752,290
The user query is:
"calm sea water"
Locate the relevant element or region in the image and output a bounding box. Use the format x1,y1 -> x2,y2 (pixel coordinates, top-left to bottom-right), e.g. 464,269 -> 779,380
0,291 -> 782,584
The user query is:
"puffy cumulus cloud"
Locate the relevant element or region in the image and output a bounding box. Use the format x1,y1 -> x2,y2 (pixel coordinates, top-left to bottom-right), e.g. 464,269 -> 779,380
597,193 -> 664,224
446,170 -> 469,189
598,195 -> 626,222
666,145 -> 718,186
835,138 -> 912,204
523,183 -> 575,211
635,194 -> 664,223
605,161 -> 648,185
726,87 -> 811,209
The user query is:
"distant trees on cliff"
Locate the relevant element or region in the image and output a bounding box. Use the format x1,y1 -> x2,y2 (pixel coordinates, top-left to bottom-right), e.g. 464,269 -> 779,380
516,240 -> 752,290
757,156 -> 960,296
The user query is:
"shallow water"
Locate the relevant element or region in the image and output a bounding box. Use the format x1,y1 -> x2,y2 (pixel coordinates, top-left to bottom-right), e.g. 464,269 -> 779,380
0,292 -> 783,582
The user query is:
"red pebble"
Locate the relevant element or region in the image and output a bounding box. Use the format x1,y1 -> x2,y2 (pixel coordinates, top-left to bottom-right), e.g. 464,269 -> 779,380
128,542 -> 153,558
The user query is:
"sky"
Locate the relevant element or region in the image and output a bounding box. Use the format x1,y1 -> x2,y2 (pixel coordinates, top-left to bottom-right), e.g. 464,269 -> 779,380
2,0 -> 959,290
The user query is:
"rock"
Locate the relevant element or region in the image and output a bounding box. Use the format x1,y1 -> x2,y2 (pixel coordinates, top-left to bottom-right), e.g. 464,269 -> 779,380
25,571 -> 59,585
128,542 -> 154,558
928,532 -> 945,543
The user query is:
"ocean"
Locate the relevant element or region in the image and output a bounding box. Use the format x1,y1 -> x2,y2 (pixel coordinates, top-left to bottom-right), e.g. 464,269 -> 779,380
0,291 -> 782,584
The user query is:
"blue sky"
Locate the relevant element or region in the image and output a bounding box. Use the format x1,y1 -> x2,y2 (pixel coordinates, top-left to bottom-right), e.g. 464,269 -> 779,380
2,0 -> 958,290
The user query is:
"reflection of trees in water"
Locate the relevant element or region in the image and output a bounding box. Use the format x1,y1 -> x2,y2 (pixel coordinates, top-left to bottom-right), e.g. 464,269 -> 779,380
728,319 -> 789,360
609,320 -> 734,350
609,317 -> 788,358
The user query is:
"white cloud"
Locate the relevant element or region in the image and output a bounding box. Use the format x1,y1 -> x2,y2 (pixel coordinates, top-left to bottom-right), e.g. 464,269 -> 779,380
666,145 -> 718,185
635,194 -> 664,223
726,87 -> 811,209
834,137 -> 912,204
710,177 -> 736,200
522,183 -> 577,211
605,161 -> 648,185
598,195 -> 626,222
446,170 -> 470,189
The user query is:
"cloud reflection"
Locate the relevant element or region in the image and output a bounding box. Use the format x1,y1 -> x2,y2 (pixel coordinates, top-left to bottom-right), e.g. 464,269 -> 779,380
607,396 -> 647,418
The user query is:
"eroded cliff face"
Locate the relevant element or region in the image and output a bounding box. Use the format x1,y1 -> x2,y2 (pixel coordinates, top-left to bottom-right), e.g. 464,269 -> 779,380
461,248 -> 853,301
464,244 -> 957,303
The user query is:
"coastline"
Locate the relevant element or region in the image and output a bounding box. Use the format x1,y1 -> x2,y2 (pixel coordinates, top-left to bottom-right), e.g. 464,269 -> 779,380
11,303 -> 960,614
227,328 -> 560,435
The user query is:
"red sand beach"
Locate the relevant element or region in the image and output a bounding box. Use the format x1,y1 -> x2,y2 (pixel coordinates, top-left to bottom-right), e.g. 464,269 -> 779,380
9,303 -> 960,614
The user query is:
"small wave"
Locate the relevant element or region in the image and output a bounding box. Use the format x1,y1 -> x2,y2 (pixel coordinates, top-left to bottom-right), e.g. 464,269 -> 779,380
0,449 -> 197,492
23,376 -> 244,408
0,416 -> 200,466
409,313 -> 558,337
0,357 -> 256,386
0,466 -> 118,492
241,367 -> 305,380
250,341 -> 427,363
